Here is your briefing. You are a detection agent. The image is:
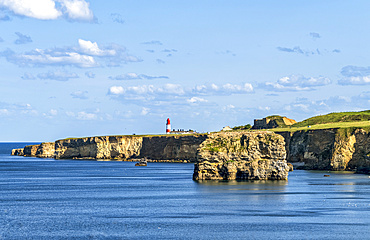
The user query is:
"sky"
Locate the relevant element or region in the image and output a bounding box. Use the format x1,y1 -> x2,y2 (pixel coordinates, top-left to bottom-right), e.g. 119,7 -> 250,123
0,0 -> 369,141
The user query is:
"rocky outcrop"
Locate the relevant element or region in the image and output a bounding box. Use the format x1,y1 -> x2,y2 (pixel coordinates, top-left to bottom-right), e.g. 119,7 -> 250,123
193,131 -> 289,180
277,128 -> 370,171
11,148 -> 24,156
55,135 -> 208,161
17,142 -> 55,158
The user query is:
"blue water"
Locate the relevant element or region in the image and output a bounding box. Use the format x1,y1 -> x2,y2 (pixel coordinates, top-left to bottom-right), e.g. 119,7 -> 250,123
0,143 -> 369,239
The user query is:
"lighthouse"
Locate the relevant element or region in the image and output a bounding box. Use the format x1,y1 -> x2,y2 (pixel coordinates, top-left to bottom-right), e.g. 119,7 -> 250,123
166,118 -> 171,134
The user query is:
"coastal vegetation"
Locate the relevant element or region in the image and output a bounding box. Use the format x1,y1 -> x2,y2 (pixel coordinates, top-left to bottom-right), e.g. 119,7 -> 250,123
292,110 -> 370,127
232,110 -> 370,132
232,124 -> 252,130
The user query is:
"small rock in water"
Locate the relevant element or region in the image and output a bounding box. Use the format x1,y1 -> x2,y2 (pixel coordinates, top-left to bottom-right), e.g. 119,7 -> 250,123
135,159 -> 147,166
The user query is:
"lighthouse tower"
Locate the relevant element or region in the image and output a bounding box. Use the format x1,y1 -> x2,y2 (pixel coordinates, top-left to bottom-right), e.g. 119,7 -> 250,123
166,118 -> 171,134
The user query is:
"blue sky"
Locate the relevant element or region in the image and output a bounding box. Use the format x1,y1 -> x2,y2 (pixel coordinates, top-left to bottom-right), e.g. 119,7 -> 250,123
0,0 -> 369,141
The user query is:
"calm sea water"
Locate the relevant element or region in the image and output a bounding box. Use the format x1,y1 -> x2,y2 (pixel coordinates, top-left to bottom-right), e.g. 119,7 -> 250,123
0,143 -> 369,239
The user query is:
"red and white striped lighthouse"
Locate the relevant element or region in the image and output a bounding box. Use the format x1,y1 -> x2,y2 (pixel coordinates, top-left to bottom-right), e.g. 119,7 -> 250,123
166,118 -> 171,134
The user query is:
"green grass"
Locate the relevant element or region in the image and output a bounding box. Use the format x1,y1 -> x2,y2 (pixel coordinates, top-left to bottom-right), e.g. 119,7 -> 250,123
292,110 -> 370,127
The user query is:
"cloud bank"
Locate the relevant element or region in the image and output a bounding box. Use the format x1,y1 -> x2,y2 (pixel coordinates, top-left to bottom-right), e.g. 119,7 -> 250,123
108,83 -> 253,104
0,39 -> 141,68
262,75 -> 331,91
37,70 -> 79,81
339,65 -> 370,85
109,73 -> 169,80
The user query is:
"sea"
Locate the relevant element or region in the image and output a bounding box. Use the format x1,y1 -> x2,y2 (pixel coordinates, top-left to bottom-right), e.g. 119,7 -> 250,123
0,143 -> 369,240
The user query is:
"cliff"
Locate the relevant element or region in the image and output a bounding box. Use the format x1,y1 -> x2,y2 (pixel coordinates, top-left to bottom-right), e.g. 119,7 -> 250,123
35,142 -> 55,158
193,131 -> 289,180
11,148 -> 24,156
277,128 -> 370,172
54,135 -> 208,161
10,127 -> 370,174
12,142 -> 55,158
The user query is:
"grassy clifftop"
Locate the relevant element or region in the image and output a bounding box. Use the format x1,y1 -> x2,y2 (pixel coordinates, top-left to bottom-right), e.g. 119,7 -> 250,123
292,110 -> 370,127
269,110 -> 370,132
233,110 -> 370,132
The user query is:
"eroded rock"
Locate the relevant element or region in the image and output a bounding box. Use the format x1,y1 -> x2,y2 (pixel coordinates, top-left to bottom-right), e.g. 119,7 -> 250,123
193,131 -> 289,181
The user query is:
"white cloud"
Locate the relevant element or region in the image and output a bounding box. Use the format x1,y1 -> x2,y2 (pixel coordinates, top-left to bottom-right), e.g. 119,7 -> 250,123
109,86 -> 124,95
222,104 -> 236,111
263,75 -> 331,91
109,73 -> 169,80
78,39 -> 116,56
187,97 -> 208,103
60,0 -> 93,21
37,70 -> 79,81
339,65 -> 370,85
141,107 -> 149,115
0,0 -> 61,20
339,76 -> 370,85
1,39 -> 140,68
76,111 -> 96,120
223,83 -> 253,92
3,48 -> 98,68
0,0 -> 94,21
158,83 -> 185,95
109,82 -> 254,105
43,109 -> 58,118
193,83 -> 253,95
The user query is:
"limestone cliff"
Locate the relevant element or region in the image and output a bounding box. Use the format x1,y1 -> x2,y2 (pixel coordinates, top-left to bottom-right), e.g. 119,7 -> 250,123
193,131 -> 289,181
55,135 -> 208,161
55,136 -> 143,160
23,144 -> 40,157
15,142 -> 55,158
35,142 -> 55,158
277,128 -> 370,172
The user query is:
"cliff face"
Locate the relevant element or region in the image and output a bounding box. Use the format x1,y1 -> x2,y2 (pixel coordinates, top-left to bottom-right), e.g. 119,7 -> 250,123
13,142 -> 55,158
23,144 -> 40,157
140,135 -> 207,161
55,135 -> 208,161
55,136 -> 143,160
35,142 -> 55,158
277,128 -> 370,171
193,132 -> 289,181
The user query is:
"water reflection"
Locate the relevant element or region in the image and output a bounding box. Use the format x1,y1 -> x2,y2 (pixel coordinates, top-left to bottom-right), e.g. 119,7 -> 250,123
195,179 -> 288,186
194,179 -> 288,202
